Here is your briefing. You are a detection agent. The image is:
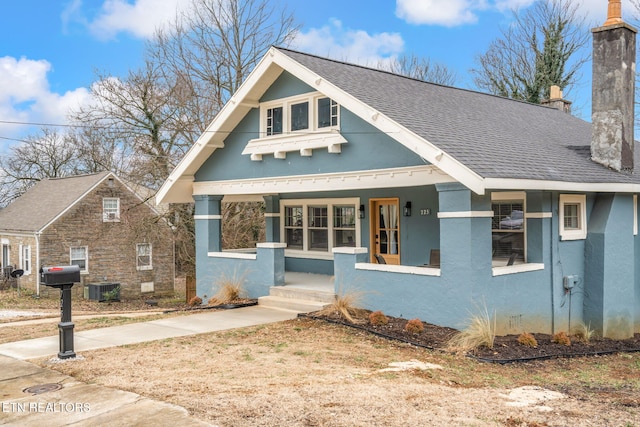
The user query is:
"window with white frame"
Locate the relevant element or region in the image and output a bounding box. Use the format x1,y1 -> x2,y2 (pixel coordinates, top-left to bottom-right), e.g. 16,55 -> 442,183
281,198 -> 359,255
103,197 -> 120,222
261,93 -> 339,137
136,243 -> 152,270
19,245 -> 31,275
491,192 -> 526,263
70,246 -> 88,272
559,194 -> 587,240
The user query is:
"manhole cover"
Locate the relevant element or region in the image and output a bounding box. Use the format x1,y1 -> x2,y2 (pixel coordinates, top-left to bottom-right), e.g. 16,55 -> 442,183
23,383 -> 63,395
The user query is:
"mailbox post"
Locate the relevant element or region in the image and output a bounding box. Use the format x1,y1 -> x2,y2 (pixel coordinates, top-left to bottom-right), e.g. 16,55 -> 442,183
40,265 -> 81,359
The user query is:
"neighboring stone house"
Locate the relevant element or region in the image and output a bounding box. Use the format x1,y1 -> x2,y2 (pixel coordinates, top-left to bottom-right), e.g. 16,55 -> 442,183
157,2 -> 640,339
0,172 -> 174,298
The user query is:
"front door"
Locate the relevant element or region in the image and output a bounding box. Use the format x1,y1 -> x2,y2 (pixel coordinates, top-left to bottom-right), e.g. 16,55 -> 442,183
370,198 -> 400,265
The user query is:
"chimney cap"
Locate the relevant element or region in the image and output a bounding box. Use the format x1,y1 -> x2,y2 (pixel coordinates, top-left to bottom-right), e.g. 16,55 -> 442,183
604,0 -> 623,26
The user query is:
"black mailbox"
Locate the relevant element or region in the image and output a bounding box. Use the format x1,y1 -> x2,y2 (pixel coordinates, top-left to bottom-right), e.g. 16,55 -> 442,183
40,265 -> 81,286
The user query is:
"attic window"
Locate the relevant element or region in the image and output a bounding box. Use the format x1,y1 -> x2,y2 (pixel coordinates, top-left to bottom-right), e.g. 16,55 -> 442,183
249,93 -> 342,160
103,197 -> 120,222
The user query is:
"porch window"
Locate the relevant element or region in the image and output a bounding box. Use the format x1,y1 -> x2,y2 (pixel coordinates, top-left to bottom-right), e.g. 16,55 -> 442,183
491,192 -> 525,263
333,205 -> 356,247
559,194 -> 586,240
284,206 -> 303,250
281,198 -> 359,255
70,246 -> 88,272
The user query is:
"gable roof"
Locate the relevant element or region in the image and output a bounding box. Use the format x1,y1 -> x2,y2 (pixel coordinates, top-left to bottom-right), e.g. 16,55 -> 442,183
157,47 -> 640,203
0,172 -> 122,233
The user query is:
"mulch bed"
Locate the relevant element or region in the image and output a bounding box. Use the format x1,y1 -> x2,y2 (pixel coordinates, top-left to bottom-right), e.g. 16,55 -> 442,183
303,310 -> 640,363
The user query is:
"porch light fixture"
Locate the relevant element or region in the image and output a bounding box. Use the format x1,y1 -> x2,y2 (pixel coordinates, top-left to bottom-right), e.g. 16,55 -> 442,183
359,204 -> 365,219
404,201 -> 412,217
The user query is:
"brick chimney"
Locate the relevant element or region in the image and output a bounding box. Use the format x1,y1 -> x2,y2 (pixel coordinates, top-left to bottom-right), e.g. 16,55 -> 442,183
541,85 -> 571,113
591,0 -> 636,172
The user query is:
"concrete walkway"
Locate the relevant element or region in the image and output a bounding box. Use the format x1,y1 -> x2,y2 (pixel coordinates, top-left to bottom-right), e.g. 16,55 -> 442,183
0,305 -> 300,426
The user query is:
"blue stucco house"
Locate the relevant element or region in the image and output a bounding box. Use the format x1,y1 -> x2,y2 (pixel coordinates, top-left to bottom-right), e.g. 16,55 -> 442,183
158,8 -> 640,339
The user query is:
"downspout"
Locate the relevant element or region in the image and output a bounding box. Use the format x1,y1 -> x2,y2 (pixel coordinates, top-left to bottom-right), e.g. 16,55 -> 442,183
549,195 -> 558,334
35,231 -> 41,296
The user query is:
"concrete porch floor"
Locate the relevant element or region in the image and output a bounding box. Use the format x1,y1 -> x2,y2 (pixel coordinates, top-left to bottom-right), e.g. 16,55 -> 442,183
283,272 -> 335,293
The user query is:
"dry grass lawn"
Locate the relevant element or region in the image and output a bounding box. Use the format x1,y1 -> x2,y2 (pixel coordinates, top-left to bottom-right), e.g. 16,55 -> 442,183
37,318 -> 640,427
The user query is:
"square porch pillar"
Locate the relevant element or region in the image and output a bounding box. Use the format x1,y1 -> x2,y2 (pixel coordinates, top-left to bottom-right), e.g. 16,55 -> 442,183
194,195 -> 223,253
263,195 -> 280,243
435,183 -> 493,286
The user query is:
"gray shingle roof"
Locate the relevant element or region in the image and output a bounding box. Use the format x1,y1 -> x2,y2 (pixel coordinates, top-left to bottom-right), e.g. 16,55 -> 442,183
0,172 -> 111,233
278,47 -> 639,185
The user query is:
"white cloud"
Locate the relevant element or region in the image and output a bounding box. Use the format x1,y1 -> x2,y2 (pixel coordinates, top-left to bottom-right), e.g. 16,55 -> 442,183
395,0 -> 490,26
292,19 -> 404,67
0,56 -> 91,143
78,0 -> 190,40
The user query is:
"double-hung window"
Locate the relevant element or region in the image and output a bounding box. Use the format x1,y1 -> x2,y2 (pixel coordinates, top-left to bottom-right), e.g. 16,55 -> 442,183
70,246 -> 88,273
136,243 -> 152,270
559,194 -> 587,240
281,198 -> 359,256
103,197 -> 120,222
491,192 -> 525,263
19,245 -> 31,275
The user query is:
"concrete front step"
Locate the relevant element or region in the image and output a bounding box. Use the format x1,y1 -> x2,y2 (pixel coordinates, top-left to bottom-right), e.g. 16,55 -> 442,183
269,285 -> 336,303
258,295 -> 329,313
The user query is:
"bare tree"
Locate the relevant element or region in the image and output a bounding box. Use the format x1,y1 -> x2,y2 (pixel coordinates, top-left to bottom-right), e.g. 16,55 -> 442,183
0,129 -> 81,206
381,54 -> 457,86
471,0 -> 589,105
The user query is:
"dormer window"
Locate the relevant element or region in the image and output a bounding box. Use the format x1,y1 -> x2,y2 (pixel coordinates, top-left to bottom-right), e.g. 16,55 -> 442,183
103,197 -> 120,222
260,92 -> 339,137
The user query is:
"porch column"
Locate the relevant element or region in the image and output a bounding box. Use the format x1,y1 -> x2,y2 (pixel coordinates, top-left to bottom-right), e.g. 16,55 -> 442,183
194,195 -> 223,253
256,243 -> 286,286
436,183 -> 492,295
584,193 -> 635,339
263,195 -> 280,243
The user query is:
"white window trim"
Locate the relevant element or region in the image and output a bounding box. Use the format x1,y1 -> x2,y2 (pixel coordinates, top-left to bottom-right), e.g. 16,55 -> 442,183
280,198 -> 360,259
246,92 -> 341,161
634,194 -> 637,236
70,246 -> 89,273
19,245 -> 31,275
491,191 -> 527,262
559,194 -> 587,241
136,243 -> 153,271
103,197 -> 121,222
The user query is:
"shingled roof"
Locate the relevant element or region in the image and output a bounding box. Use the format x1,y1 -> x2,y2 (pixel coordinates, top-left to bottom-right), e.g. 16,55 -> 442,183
277,47 -> 638,186
0,172 -> 112,233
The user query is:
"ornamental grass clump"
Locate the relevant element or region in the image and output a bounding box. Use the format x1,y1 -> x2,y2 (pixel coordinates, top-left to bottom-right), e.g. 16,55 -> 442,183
317,288 -> 367,324
517,332 -> 538,348
447,304 -> 496,352
404,318 -> 425,334
552,331 -> 571,346
189,296 -> 203,307
369,310 -> 389,326
571,322 -> 596,343
208,270 -> 247,305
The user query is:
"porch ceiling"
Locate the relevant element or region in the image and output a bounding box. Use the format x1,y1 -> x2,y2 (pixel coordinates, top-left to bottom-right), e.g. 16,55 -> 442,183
193,165 -> 456,196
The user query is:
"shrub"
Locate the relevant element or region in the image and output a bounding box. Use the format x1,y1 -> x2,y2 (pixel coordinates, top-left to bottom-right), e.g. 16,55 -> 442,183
404,318 -> 425,334
369,310 -> 389,326
447,304 -> 496,352
517,332 -> 538,348
189,296 -> 203,307
552,331 -> 571,346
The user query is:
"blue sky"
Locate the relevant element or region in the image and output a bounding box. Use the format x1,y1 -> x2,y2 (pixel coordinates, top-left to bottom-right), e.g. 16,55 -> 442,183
0,0 -> 630,151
